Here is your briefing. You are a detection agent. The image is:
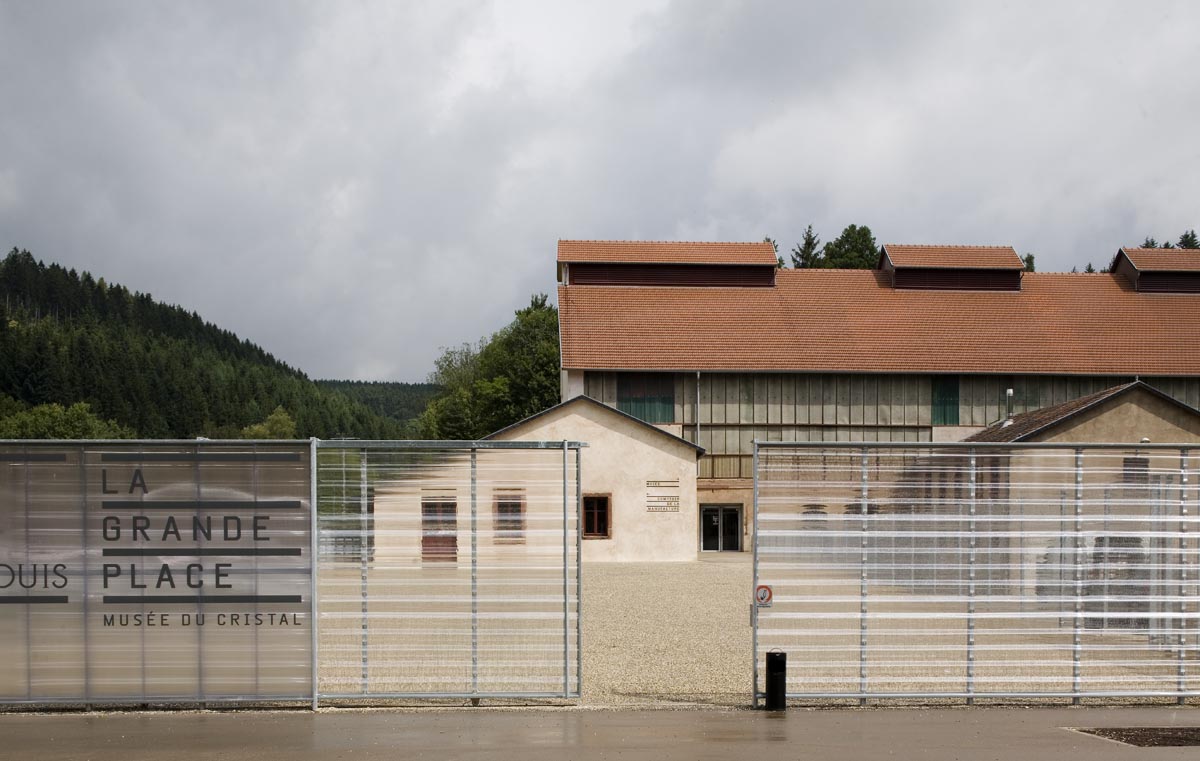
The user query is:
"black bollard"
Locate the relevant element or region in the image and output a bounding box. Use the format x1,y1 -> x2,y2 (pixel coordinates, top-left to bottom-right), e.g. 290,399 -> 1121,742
765,650 -> 787,711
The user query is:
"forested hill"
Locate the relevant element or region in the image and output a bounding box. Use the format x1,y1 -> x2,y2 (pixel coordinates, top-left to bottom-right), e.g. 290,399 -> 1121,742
315,380 -> 440,425
0,248 -> 405,439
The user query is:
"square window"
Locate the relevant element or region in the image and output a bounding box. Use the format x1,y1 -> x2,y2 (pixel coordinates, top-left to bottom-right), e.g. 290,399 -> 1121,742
583,495 -> 610,539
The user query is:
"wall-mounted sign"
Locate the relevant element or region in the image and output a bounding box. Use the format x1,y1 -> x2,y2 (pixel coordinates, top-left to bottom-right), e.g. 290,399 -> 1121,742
0,443 -> 312,703
645,479 -> 680,512
755,584 -> 773,608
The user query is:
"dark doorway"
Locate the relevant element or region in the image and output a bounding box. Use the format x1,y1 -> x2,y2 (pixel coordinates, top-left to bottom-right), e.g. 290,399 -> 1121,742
701,505 -> 742,552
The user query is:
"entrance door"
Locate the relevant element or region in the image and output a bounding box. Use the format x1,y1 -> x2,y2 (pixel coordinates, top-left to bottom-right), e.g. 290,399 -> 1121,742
701,505 -> 742,552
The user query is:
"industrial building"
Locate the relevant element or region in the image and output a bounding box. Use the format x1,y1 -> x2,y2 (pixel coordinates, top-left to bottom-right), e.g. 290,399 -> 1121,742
550,241 -> 1200,557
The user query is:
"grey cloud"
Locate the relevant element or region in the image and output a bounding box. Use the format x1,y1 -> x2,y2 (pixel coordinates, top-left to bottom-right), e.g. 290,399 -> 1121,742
1,1 -> 1197,380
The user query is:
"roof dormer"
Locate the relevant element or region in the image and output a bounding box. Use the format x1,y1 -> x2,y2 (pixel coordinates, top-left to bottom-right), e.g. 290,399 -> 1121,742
879,244 -> 1024,290
1110,247 -> 1200,293
557,240 -> 777,287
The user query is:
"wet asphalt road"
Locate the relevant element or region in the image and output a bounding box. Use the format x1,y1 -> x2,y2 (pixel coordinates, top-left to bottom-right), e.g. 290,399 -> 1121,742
1,706 -> 1198,761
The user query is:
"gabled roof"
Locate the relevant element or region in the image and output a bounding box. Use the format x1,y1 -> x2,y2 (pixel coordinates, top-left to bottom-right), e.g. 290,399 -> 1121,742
880,244 -> 1024,270
559,271 -> 1200,375
964,381 -> 1200,442
557,240 -> 777,266
1114,247 -> 1200,272
485,395 -> 705,455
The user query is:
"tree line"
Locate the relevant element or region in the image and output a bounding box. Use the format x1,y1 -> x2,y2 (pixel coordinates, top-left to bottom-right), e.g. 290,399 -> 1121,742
415,294 -> 560,439
765,224 -> 1039,271
0,248 -> 407,439
767,224 -> 1200,274
315,379 -> 440,431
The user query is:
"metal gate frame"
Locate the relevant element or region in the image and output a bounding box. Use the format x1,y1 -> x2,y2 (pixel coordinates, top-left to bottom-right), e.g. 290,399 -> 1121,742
752,440 -> 1196,706
310,439 -> 584,707
0,438 -> 582,708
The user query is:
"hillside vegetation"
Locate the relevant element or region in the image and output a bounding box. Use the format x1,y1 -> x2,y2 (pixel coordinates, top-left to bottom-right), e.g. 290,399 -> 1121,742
315,380 -> 440,433
0,248 -> 405,439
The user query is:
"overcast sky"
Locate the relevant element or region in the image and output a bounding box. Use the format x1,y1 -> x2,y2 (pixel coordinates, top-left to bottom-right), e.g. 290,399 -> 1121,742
1,1 -> 1198,381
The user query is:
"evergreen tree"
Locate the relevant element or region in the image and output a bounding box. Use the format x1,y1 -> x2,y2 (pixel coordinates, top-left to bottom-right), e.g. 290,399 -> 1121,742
790,225 -> 822,268
763,237 -> 784,268
1084,263 -> 1096,273
1022,253 -> 1036,272
0,248 -> 405,439
1179,229 -> 1199,249
1143,237 -> 1159,248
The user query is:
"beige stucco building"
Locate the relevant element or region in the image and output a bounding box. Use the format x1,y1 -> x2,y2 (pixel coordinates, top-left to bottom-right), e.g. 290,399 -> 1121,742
487,396 -> 703,562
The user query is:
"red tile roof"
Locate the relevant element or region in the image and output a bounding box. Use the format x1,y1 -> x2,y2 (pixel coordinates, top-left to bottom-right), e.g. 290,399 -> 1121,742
963,381 -> 1200,442
964,383 -> 1138,442
882,244 -> 1024,270
559,270 -> 1200,375
557,240 -> 777,266
1118,247 -> 1200,272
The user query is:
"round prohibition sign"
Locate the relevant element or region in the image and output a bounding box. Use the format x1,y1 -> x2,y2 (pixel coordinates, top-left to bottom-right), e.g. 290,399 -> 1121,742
754,584 -> 773,607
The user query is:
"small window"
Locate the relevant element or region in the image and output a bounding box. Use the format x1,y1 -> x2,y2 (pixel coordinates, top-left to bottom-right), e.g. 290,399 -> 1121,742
421,500 -> 457,562
932,376 -> 960,426
493,492 -> 526,544
1122,457 -> 1149,486
583,495 -> 610,539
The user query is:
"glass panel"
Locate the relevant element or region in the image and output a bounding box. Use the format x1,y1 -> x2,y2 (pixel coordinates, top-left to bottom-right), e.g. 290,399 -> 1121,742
932,376 -> 960,426
721,508 -> 741,552
0,443 -> 313,704
617,373 -> 675,424
701,507 -> 720,551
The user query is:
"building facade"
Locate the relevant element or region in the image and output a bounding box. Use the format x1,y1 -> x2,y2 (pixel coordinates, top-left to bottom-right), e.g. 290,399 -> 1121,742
556,241 -> 1200,554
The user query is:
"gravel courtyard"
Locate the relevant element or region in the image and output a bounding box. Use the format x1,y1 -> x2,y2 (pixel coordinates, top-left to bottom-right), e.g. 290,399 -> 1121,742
582,554 -> 752,707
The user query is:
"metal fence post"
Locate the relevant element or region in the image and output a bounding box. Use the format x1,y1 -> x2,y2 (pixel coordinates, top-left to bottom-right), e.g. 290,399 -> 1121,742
79,447 -> 91,707
967,449 -> 977,705
575,445 -> 583,698
751,441 -> 760,708
1073,449 -> 1083,705
471,448 -> 479,698
562,440 -> 570,698
860,446 -> 869,706
1180,449 -> 1190,705
359,449 -> 369,694
310,438 -> 319,710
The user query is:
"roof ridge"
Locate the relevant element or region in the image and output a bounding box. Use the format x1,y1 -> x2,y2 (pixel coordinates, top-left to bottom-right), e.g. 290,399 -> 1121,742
883,243 -> 1016,250
559,239 -> 773,246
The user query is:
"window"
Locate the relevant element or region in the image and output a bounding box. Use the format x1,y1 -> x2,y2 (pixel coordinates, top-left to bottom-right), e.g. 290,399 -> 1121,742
1122,457 -> 1149,486
617,373 -> 675,424
583,495 -> 610,539
421,500 -> 457,562
932,376 -> 960,426
493,491 -> 526,544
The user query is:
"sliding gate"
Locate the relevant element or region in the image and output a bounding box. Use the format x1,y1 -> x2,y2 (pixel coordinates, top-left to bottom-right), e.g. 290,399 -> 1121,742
315,440 -> 581,702
0,439 -> 581,707
753,442 -> 1198,704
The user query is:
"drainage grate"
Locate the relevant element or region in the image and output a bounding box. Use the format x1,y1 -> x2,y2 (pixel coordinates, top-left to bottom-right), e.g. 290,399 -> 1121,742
1075,728 -> 1200,747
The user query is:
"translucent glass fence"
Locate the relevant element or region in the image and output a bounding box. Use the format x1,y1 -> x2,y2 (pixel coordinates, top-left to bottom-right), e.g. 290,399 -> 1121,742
0,441 -> 312,704
314,441 -> 582,701
753,443 -> 1197,703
